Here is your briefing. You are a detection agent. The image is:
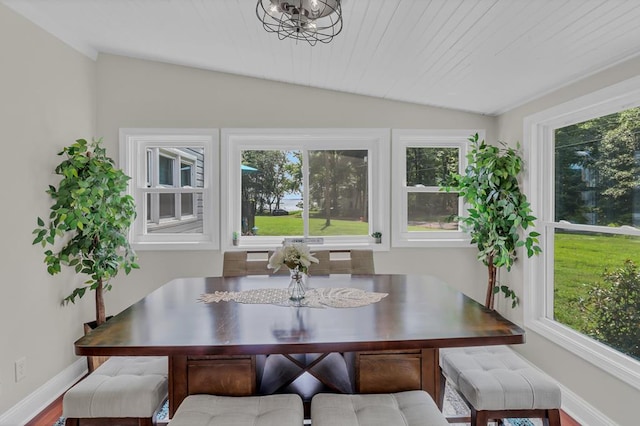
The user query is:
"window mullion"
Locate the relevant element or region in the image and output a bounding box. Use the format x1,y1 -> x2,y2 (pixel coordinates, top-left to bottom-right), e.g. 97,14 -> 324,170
302,147 -> 309,238
173,157 -> 181,220
150,148 -> 159,224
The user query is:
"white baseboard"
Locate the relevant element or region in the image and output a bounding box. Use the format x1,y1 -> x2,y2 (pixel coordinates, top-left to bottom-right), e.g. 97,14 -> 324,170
0,358 -> 87,426
558,384 -> 614,426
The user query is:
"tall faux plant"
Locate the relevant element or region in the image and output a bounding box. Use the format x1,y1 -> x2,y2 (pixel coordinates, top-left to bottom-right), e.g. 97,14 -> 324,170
442,133 -> 541,309
33,138 -> 138,326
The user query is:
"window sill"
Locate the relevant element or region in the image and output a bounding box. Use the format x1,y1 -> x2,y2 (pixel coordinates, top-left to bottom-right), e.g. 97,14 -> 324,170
132,241 -> 219,251
392,237 -> 472,248
224,239 -> 390,252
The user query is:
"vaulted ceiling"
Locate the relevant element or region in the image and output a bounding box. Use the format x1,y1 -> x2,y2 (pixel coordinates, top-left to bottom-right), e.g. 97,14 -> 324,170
4,0 -> 640,115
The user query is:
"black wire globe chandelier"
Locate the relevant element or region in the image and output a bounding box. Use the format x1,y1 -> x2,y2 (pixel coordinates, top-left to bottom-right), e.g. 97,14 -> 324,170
256,0 -> 343,46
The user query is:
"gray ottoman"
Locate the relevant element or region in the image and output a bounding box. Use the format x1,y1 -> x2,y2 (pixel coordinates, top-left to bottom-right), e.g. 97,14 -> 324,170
311,390 -> 448,426
63,356 -> 168,425
440,346 -> 561,426
169,394 -> 304,426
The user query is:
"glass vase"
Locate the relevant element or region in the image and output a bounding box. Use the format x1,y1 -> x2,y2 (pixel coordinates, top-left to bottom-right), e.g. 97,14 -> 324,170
288,266 -> 307,302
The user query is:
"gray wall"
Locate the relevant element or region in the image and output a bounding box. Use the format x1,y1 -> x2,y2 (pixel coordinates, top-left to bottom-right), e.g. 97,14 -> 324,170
0,4 -> 96,414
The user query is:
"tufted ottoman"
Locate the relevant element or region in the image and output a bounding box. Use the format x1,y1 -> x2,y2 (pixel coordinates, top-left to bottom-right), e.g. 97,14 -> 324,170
63,356 -> 168,426
169,394 -> 304,426
439,346 -> 561,426
310,390 -> 448,426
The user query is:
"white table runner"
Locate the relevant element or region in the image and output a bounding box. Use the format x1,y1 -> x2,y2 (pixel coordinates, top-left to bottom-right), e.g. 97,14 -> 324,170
199,287 -> 387,308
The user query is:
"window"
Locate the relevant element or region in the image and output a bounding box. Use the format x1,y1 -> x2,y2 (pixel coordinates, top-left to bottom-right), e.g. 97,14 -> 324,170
391,130 -> 479,247
221,129 -> 390,250
120,128 -> 219,250
525,76 -> 640,389
146,148 -> 198,228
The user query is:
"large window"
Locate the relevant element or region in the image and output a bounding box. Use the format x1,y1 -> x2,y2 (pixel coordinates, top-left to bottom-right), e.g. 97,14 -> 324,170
391,130 -> 477,247
221,129 -> 390,250
526,77 -> 640,389
120,129 -> 219,250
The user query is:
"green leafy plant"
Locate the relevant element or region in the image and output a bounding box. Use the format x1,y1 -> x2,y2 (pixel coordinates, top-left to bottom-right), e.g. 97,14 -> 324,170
581,260 -> 640,360
371,232 -> 382,238
442,133 -> 541,309
33,138 -> 139,326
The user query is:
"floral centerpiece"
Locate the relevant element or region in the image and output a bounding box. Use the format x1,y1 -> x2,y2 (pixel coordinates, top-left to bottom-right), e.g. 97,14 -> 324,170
268,243 -> 319,274
268,243 -> 319,302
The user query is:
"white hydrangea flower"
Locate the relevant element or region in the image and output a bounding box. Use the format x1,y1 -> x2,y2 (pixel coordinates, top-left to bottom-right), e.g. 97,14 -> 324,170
268,243 -> 319,274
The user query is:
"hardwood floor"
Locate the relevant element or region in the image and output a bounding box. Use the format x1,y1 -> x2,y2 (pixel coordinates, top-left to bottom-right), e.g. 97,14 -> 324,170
560,411 -> 581,426
27,392 -> 581,426
25,393 -> 63,426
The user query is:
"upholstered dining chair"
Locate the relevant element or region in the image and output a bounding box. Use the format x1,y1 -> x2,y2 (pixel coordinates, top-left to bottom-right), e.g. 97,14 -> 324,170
222,249 -> 374,277
333,249 -> 375,274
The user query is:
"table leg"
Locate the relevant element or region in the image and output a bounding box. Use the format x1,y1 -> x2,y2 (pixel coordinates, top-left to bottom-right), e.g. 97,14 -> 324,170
168,355 -> 188,418
422,348 -> 440,403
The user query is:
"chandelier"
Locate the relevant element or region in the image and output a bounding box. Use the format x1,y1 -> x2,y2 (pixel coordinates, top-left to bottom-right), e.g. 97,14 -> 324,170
256,0 -> 343,46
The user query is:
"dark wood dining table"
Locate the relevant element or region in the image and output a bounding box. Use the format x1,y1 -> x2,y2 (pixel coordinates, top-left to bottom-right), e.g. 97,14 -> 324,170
74,274 -> 525,417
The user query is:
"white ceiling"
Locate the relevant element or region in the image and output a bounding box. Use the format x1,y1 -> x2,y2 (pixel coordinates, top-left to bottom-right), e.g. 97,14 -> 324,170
4,0 -> 640,115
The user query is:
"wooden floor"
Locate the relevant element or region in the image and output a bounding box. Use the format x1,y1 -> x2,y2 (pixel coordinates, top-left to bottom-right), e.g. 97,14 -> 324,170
27,392 -> 581,426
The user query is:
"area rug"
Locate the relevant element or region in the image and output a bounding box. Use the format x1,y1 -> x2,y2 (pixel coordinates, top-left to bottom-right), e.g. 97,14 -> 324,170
53,383 -> 537,425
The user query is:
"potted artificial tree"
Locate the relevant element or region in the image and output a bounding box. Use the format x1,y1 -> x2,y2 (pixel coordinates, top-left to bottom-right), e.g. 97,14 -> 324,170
33,138 -> 138,369
442,133 -> 541,310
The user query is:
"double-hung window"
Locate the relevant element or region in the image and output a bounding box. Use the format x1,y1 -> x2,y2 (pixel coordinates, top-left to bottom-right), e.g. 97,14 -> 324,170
146,148 -> 198,226
120,128 -> 219,250
525,76 -> 640,389
391,130 -> 478,247
221,129 -> 390,250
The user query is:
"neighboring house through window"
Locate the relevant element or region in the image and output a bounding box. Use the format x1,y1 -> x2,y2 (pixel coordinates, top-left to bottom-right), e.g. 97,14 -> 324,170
146,147 -> 200,230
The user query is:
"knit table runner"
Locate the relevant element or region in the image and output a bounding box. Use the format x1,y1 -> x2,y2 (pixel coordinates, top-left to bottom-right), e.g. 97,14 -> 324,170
199,287 -> 387,308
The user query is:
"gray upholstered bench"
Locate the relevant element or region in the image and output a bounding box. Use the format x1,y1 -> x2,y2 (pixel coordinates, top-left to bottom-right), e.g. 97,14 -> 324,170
169,394 -> 304,426
310,390 -> 448,426
63,356 -> 168,426
439,346 -> 561,426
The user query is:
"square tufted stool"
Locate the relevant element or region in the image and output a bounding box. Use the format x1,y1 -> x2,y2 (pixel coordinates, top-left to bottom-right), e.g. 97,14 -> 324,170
439,346 -> 561,426
310,390 -> 448,426
63,356 -> 168,426
169,394 -> 304,426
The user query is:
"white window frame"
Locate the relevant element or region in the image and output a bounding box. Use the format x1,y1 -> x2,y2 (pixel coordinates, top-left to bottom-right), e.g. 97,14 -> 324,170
391,129 -> 481,247
120,128 -> 219,250
524,76 -> 640,390
221,128 -> 390,251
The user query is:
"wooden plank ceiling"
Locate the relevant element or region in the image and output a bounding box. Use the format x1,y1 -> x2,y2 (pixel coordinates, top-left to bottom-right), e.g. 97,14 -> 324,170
4,0 -> 640,115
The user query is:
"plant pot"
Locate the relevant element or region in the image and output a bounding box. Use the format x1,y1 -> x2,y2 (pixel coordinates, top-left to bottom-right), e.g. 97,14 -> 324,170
84,317 -> 113,372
